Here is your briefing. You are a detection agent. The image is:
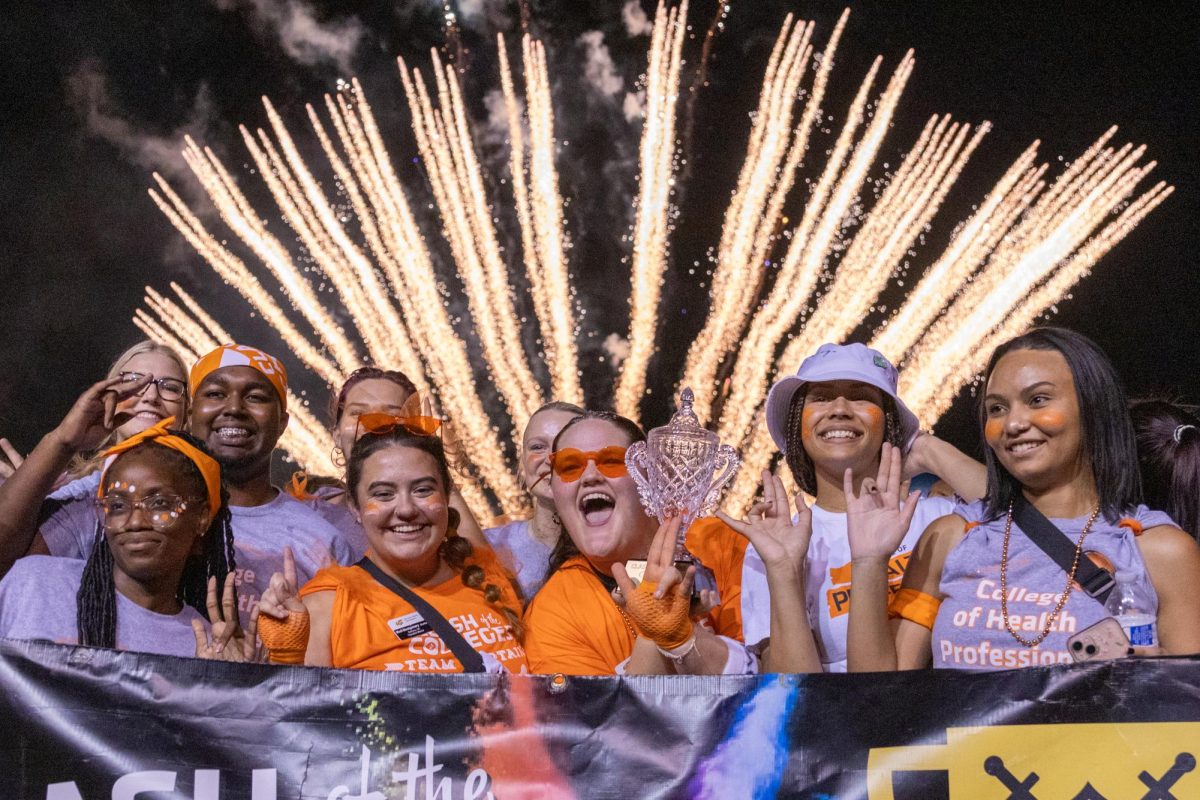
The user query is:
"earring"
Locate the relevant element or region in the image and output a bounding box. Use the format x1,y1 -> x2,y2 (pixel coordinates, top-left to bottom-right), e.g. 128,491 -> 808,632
331,446 -> 346,468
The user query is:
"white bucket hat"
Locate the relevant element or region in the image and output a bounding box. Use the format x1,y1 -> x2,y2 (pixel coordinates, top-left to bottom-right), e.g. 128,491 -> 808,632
764,342 -> 920,454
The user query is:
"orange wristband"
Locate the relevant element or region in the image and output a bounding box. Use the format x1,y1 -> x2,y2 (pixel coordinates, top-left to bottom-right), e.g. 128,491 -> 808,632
258,611 -> 310,665
624,580 -> 694,649
888,588 -> 941,631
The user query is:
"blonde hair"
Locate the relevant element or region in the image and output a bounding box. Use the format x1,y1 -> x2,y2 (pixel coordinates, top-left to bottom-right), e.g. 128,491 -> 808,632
68,340 -> 190,479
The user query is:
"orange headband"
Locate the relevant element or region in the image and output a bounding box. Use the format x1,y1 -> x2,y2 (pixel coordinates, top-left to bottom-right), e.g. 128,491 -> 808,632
98,417 -> 223,518
190,344 -> 288,411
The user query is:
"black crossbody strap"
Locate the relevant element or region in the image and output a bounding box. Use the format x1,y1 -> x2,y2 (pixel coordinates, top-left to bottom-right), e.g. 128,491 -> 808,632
355,558 -> 485,673
1010,495 -> 1116,605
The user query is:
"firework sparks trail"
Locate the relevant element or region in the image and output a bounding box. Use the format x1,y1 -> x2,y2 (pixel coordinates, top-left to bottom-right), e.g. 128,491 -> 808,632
613,0 -> 689,420
494,34 -> 582,406
401,51 -> 544,425
717,50 -> 916,450
137,7 -> 1170,521
680,13 -> 817,423
517,35 -> 583,403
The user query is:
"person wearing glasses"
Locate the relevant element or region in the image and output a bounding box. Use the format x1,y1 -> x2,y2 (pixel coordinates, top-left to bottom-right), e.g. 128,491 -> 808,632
0,340 -> 191,574
255,424 -> 526,673
291,367 -> 487,559
522,411 -> 752,676
0,422 -> 254,660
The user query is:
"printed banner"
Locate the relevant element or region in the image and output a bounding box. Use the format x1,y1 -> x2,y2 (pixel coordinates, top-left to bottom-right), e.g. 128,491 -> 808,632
2,639 -> 1198,799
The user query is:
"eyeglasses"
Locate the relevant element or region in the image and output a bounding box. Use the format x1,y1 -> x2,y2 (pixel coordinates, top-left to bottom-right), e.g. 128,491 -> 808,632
96,493 -> 198,531
119,372 -> 186,401
355,412 -> 442,439
548,446 -> 629,482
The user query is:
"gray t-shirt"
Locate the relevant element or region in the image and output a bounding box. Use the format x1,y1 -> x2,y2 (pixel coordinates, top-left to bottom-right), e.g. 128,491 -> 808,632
39,484 -> 355,628
39,472 -> 102,558
484,519 -> 554,601
305,485 -> 369,560
0,555 -> 204,656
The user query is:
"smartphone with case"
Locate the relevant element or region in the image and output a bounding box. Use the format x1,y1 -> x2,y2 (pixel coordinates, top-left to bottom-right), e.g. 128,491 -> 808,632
1067,617 -> 1132,663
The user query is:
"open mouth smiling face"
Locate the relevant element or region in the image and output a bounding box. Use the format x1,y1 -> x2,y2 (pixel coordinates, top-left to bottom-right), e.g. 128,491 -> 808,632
550,419 -> 651,566
115,351 -> 188,438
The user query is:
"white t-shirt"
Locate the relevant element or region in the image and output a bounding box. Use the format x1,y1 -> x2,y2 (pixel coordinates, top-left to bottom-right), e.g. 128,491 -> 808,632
741,495 -> 956,672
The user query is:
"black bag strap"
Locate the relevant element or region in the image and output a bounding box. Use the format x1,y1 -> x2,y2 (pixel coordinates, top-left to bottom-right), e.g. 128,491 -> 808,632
1010,494 -> 1115,604
355,558 -> 486,673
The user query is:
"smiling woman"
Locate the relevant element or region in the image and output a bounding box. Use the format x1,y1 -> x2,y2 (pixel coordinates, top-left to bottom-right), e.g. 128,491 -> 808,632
0,426 -> 244,658
256,426 -> 527,673
522,411 -> 752,677
846,327 -> 1200,671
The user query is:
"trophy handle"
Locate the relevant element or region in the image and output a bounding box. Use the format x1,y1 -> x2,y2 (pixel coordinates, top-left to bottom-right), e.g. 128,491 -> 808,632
624,442 -> 658,518
699,444 -> 740,516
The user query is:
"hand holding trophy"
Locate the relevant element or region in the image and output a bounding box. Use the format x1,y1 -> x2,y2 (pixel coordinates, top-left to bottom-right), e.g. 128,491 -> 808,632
624,388 -> 740,596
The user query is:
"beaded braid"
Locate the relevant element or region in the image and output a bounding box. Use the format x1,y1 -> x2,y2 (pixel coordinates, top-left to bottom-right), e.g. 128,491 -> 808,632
440,509 -> 525,639
77,437 -> 236,649
782,390 -> 904,495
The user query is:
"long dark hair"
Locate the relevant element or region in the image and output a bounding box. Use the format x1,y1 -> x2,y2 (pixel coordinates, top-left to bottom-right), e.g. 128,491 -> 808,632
979,327 -> 1141,522
544,410 -> 647,579
1130,399 -> 1200,538
78,435 -> 236,648
348,428 -> 523,636
783,390 -> 904,494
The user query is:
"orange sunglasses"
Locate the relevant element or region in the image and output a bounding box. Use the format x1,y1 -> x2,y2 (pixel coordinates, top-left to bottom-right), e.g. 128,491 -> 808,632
548,446 -> 629,482
356,412 -> 442,438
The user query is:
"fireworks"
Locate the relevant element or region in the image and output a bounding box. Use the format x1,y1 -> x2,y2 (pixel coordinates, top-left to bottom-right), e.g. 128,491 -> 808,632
138,5 -> 1168,519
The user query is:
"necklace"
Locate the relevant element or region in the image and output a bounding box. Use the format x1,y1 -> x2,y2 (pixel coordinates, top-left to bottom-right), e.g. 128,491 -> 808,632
999,500 -> 1100,648
589,566 -> 639,639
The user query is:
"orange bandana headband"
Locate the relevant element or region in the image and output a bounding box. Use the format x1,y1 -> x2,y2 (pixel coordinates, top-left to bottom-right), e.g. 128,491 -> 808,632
190,344 -> 288,411
98,417 -> 223,518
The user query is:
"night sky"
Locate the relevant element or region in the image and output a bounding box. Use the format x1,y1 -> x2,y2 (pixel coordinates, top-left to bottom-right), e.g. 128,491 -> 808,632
0,1 -> 1195,467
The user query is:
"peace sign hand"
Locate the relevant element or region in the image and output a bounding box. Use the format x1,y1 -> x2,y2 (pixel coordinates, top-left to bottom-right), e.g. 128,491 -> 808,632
258,546 -> 307,620
611,515 -> 697,649
193,576 -> 262,662
845,442 -> 921,563
717,470 -> 813,578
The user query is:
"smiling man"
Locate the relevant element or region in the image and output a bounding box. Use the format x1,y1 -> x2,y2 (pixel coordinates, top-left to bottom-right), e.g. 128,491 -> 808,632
187,344 -> 354,626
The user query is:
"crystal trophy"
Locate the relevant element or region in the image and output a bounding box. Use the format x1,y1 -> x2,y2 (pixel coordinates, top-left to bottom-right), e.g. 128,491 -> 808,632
624,387 -> 741,595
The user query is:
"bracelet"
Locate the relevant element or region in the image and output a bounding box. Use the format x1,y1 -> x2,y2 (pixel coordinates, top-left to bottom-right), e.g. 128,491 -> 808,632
656,635 -> 697,662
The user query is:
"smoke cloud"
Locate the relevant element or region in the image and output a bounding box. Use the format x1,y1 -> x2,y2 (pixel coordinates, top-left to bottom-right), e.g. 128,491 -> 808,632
214,0 -> 364,73
622,1 -> 653,37
578,31 -> 624,98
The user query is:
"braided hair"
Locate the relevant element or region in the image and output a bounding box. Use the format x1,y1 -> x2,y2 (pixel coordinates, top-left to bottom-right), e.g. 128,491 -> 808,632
782,388 -> 904,495
347,427 -> 524,638
543,410 -> 647,580
77,434 -> 236,648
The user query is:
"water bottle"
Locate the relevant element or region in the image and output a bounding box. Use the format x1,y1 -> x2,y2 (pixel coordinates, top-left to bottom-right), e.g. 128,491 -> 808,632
1103,570 -> 1158,648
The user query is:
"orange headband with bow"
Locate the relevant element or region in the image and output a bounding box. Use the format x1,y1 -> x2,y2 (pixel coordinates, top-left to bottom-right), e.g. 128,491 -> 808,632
98,417 -> 223,517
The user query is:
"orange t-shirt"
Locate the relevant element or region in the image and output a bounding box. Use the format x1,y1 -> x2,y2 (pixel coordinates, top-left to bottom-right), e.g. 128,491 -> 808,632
300,551 -> 528,674
522,517 -> 747,675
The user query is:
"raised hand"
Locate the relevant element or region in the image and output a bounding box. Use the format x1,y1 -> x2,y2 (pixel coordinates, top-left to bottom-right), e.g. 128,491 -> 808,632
845,442 -> 920,562
611,515 -> 696,649
258,546 -> 307,620
193,576 -> 261,662
717,470 -> 813,576
53,374 -> 153,452
0,438 -> 24,479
